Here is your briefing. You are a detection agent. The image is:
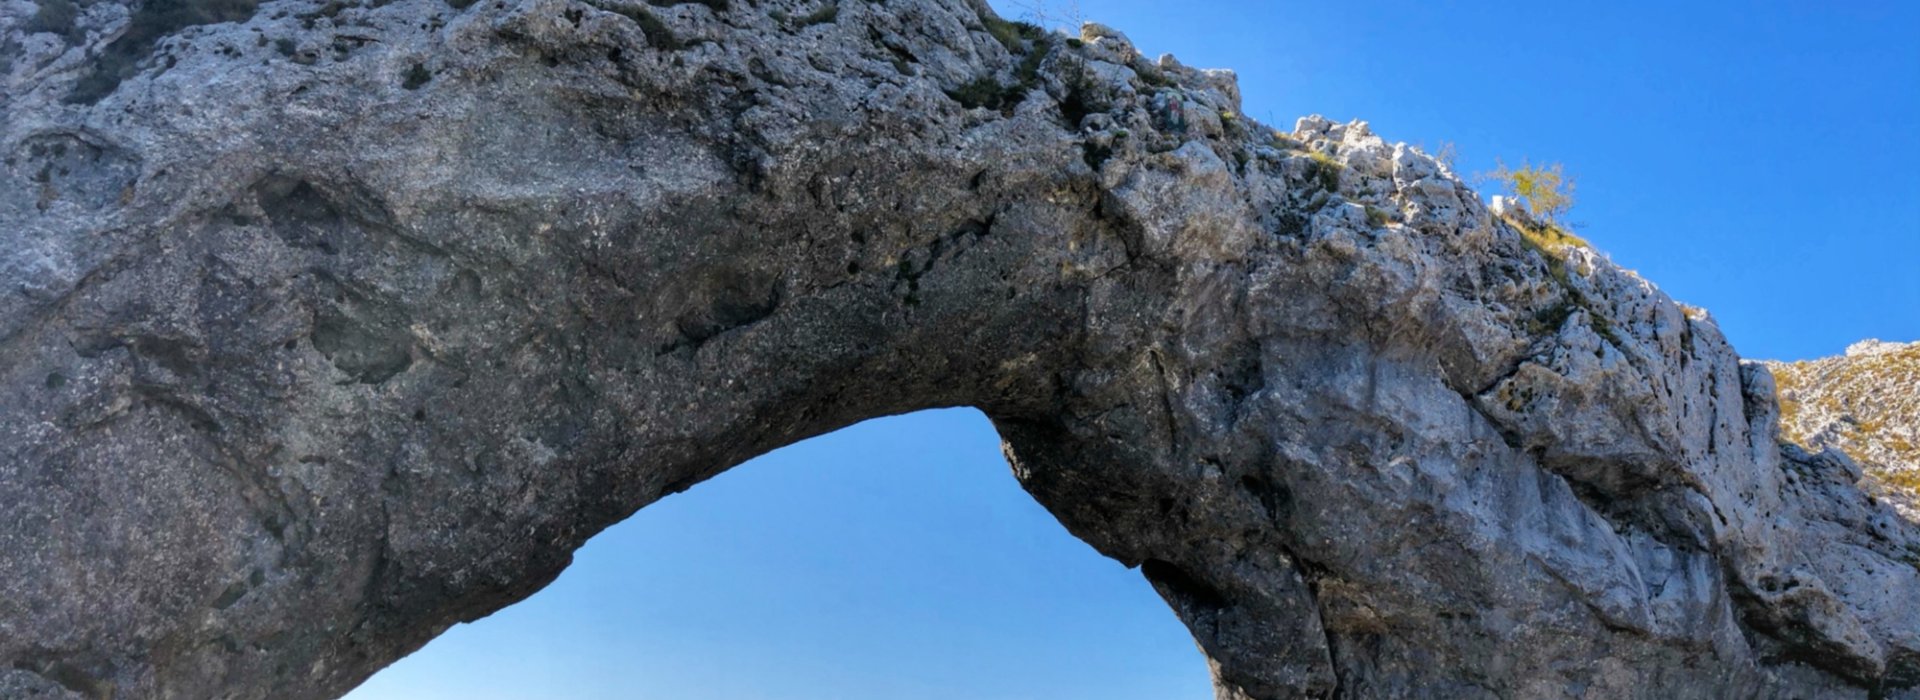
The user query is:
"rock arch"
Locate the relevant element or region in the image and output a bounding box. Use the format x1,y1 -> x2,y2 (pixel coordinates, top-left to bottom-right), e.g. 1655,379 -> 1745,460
1,0 -> 1915,698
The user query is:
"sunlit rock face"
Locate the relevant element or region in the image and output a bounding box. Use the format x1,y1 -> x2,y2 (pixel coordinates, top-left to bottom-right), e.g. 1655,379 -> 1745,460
1769,340 -> 1920,521
2,0 -> 1916,698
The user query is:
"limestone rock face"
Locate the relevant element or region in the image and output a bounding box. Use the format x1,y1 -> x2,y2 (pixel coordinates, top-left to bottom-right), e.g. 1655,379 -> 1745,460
1769,340 -> 1920,520
2,1 -> 1917,698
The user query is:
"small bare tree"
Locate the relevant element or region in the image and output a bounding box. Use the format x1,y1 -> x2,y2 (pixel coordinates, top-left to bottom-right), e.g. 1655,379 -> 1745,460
1431,142 -> 1458,173
1005,0 -> 1085,33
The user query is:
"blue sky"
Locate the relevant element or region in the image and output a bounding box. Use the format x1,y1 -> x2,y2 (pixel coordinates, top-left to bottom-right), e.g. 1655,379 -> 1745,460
346,409 -> 1209,699
1052,0 -> 1919,362
347,2 -> 1916,698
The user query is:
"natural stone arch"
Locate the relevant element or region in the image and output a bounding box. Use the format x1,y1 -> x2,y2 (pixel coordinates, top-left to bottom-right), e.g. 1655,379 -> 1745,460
2,0 -> 1916,699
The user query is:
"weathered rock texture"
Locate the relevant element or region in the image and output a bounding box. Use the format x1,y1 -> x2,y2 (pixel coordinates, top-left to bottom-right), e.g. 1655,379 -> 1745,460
1770,340 -> 1920,521
3,0 -> 1917,698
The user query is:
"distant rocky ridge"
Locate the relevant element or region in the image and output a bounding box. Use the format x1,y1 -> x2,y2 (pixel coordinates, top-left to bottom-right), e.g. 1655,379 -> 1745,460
1770,340 -> 1920,519
3,0 -> 1918,698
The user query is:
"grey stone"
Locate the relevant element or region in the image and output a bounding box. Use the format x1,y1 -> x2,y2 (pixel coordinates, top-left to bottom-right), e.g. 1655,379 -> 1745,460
2,0 -> 1916,698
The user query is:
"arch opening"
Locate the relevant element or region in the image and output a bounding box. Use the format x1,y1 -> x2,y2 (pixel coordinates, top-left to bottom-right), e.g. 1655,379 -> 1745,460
342,409 -> 1213,699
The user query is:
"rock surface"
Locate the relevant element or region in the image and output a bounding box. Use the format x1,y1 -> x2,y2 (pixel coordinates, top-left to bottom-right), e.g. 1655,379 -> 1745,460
1770,340 -> 1920,520
2,0 -> 1917,698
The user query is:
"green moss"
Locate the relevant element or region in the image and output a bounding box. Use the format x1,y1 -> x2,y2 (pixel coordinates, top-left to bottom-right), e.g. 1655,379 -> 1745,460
1011,32 -> 1048,83
1506,215 -> 1620,347
947,75 -> 1013,110
1528,300 -> 1576,335
1304,150 -> 1342,193
947,24 -> 1056,114
1588,309 -> 1621,347
1512,218 -> 1591,253
981,15 -> 1042,53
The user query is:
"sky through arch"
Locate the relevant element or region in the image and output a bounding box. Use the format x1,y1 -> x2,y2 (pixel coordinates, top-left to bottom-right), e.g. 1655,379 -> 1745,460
344,408 -> 1213,699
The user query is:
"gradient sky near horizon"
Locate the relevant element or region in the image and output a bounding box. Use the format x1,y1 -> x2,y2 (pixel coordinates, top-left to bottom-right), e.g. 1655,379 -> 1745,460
346,1 -> 1917,698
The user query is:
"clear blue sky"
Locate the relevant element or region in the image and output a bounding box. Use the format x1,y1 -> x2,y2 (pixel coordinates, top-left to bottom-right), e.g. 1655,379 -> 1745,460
1047,0 -> 1918,363
346,409 -> 1209,699
348,2 -> 1917,698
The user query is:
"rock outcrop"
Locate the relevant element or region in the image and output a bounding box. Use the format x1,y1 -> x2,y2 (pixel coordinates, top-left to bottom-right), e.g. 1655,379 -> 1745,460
1770,340 -> 1920,520
2,0 -> 1916,698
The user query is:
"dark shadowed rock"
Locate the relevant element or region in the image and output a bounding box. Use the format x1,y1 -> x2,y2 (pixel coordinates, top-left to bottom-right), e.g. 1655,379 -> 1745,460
2,1 -> 1916,698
